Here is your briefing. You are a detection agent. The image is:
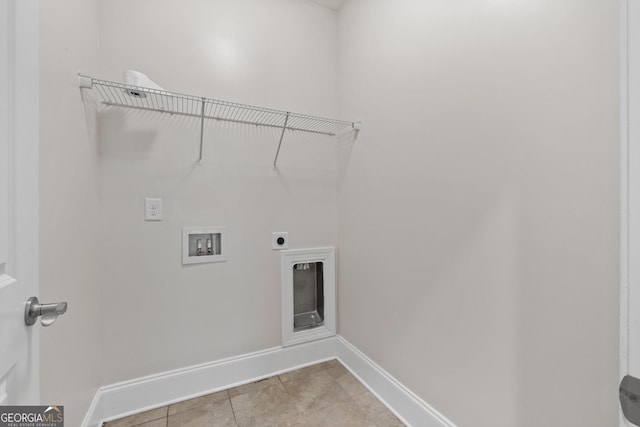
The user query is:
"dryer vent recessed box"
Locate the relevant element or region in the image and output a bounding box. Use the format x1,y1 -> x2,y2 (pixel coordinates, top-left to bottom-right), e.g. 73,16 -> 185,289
182,226 -> 227,265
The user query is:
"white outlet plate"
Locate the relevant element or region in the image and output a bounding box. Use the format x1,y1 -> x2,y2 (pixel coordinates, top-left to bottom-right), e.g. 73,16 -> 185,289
145,198 -> 162,221
272,232 -> 288,250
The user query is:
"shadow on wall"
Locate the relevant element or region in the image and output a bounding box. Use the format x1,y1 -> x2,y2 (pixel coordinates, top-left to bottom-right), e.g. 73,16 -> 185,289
89,103 -> 349,172
337,127 -> 359,187
97,109 -> 159,158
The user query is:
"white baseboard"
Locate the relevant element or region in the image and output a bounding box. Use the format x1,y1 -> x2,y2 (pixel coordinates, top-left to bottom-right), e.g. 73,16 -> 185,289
336,336 -> 455,427
82,335 -> 453,427
81,337 -> 336,427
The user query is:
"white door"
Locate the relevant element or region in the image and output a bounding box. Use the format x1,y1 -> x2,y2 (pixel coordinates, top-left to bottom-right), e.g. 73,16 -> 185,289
0,0 -> 40,405
620,0 -> 640,425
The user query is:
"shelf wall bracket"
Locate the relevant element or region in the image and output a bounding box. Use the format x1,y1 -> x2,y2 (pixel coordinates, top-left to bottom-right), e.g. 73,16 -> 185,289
273,112 -> 290,168
198,97 -> 206,163
78,74 -> 93,89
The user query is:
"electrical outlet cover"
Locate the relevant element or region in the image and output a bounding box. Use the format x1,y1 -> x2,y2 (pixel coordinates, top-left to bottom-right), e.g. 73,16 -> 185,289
145,198 -> 162,221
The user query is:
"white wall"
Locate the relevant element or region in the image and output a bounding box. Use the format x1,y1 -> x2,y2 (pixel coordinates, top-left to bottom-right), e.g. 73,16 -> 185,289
39,0 -> 339,419
39,0 -> 102,425
337,1 -> 619,426
39,1 -> 620,425
95,0 -> 339,384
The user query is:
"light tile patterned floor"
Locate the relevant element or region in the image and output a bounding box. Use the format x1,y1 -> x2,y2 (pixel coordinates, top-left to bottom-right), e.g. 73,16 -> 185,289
103,360 -> 405,427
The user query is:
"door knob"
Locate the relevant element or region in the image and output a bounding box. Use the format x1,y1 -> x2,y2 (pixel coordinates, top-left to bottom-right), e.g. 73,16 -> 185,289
24,297 -> 68,327
621,375 -> 640,425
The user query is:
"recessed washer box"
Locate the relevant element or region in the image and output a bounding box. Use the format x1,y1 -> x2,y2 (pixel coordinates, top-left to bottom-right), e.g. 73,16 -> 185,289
182,226 -> 227,265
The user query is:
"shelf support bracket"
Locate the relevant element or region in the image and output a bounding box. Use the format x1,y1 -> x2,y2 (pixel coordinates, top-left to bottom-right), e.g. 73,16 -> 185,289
273,112 -> 290,168
198,97 -> 206,163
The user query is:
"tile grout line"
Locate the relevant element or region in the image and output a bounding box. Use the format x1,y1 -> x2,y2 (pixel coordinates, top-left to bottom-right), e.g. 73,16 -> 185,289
228,396 -> 239,426
278,372 -> 305,419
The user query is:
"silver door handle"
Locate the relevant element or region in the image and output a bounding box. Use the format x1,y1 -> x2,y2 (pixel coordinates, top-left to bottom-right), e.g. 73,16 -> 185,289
24,297 -> 67,327
621,375 -> 640,425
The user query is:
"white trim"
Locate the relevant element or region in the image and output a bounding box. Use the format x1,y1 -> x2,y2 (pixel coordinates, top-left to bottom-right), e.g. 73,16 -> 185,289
80,391 -> 101,427
1,0 -> 40,405
0,376 -> 7,405
280,247 -> 336,347
336,336 -> 455,427
622,0 -> 632,425
81,335 -> 454,427
82,338 -> 336,427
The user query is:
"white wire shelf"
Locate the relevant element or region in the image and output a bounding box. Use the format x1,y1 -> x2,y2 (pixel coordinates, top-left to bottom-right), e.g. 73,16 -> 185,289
79,75 -> 360,165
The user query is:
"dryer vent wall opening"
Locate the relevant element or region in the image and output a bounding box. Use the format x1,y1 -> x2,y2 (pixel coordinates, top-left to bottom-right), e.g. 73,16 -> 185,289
281,247 -> 335,347
293,262 -> 324,331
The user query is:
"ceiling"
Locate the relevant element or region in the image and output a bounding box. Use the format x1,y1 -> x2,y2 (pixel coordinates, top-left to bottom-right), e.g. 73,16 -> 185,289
309,0 -> 346,11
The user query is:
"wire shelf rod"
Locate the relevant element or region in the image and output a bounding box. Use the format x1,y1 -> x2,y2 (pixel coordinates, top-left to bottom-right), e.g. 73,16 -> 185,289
80,75 -> 359,162
273,112 -> 290,168
101,101 -> 340,137
198,98 -> 205,163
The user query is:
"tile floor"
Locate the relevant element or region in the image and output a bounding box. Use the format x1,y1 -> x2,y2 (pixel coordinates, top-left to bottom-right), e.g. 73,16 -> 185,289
103,360 -> 405,427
